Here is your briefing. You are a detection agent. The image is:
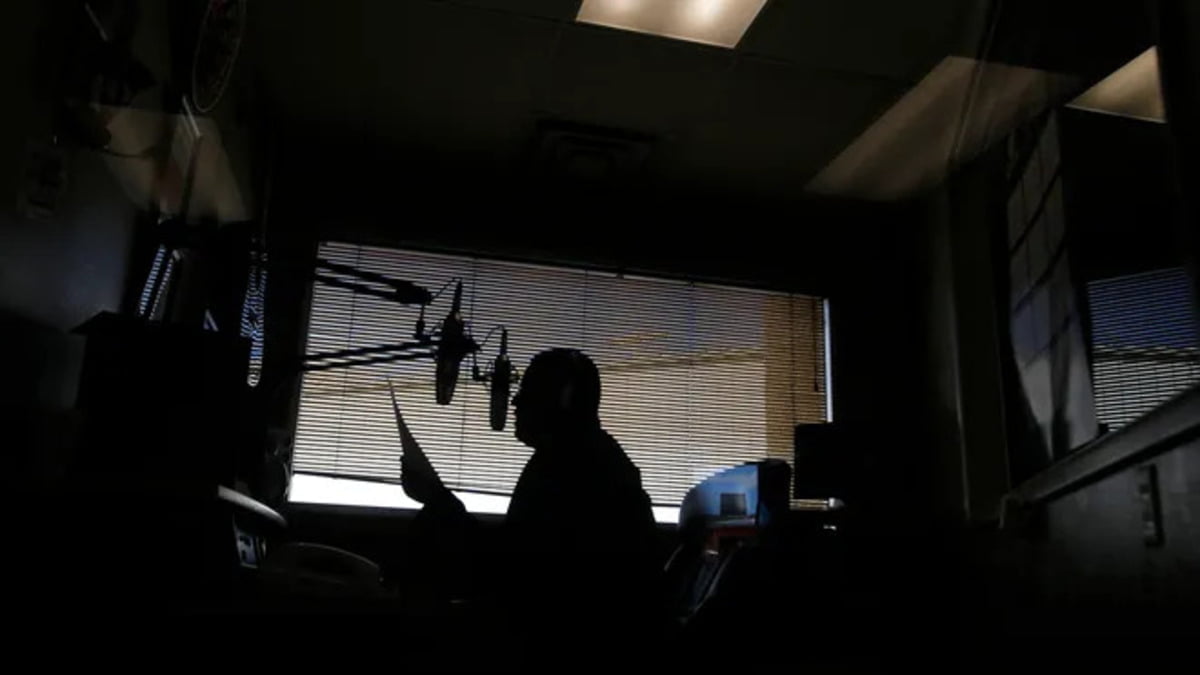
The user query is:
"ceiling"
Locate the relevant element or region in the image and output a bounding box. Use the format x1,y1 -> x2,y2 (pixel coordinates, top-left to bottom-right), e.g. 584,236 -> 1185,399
246,0 -> 1151,204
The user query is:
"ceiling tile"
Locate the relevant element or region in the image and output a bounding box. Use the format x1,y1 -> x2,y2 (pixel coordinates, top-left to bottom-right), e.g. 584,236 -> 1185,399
657,58 -> 904,193
447,0 -> 582,22
806,57 -> 1078,201
541,23 -> 733,134
252,0 -> 371,126
249,0 -> 936,202
364,1 -> 560,154
741,0 -> 982,84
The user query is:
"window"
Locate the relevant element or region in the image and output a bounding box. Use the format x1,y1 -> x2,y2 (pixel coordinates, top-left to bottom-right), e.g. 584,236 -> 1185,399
1005,113 -> 1100,458
1087,268 -> 1200,431
290,243 -> 829,521
136,245 -> 179,320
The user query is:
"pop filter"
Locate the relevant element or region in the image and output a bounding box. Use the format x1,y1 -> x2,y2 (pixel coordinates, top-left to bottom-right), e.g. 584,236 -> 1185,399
434,281 -> 476,405
489,329 -> 513,431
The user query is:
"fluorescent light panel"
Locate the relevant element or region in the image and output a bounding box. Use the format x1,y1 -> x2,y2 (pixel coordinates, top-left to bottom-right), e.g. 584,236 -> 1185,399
1069,47 -> 1165,123
576,0 -> 768,48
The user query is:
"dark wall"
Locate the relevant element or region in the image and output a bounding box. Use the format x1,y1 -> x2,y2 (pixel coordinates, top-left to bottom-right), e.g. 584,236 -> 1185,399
903,148 -> 1013,527
1037,433 -> 1200,630
916,108 -> 1193,527
975,34 -> 1200,644
1,0 -> 138,489
919,147 -> 1200,661
958,395 -> 1200,657
948,15 -> 1200,646
0,2 -> 136,331
1060,108 -> 1188,283
911,186 -> 970,525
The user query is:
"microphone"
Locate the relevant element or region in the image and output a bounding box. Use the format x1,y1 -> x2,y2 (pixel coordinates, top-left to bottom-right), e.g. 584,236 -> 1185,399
434,281 -> 474,405
489,329 -> 512,431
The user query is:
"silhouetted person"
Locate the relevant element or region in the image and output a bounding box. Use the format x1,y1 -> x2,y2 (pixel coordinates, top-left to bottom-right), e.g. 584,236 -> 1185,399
397,348 -> 661,661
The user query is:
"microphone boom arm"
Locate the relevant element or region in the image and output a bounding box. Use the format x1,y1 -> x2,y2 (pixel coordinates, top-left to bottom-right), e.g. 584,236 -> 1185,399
293,271 -> 509,429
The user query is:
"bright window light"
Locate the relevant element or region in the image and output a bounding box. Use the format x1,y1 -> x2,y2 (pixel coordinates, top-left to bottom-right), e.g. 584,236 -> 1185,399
576,0 -> 768,48
290,474 -> 681,524
652,505 -> 680,525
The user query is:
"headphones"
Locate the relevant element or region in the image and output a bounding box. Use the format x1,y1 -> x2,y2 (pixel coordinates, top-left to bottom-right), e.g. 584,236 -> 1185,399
559,380 -> 581,413
557,350 -> 584,413
534,348 -> 595,416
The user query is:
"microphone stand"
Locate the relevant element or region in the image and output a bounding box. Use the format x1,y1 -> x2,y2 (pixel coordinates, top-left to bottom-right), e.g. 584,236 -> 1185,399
297,266 -> 441,373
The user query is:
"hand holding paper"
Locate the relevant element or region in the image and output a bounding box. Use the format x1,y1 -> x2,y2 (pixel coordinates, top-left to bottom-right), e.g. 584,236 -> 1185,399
390,380 -> 453,506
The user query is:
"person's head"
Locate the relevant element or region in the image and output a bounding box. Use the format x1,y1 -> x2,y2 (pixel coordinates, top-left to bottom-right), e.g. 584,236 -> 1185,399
513,348 -> 601,448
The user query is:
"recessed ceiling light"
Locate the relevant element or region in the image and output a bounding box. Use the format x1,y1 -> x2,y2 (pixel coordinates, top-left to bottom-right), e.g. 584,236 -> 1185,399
1069,47 -> 1165,123
576,0 -> 768,48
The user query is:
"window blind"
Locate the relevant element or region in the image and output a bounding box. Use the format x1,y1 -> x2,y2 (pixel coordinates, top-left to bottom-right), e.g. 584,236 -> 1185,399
1087,267 -> 1200,431
293,242 -> 828,507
